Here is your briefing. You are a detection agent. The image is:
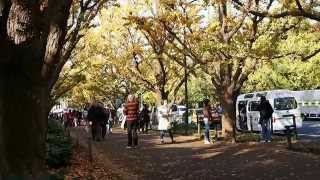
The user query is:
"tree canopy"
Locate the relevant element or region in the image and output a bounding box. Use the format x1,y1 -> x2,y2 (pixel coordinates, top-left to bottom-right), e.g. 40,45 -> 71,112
56,0 -> 320,134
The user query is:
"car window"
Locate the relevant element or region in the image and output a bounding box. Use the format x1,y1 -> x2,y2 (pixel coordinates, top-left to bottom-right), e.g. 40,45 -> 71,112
244,94 -> 254,98
249,101 -> 260,111
274,97 -> 297,110
179,108 -> 187,112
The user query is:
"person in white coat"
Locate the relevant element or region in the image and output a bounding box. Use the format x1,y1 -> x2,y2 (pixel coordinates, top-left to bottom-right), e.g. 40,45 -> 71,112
158,100 -> 174,144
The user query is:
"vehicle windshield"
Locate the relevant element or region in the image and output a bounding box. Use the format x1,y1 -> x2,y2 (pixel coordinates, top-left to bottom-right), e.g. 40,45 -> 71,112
179,108 -> 187,112
274,97 -> 297,110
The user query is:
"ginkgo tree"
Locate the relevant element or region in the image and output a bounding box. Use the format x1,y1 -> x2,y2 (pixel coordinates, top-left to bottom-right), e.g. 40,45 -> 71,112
232,0 -> 320,61
123,1 -> 201,104
74,2 -> 196,105
63,33 -> 138,108
244,24 -> 320,92
149,0 -> 304,137
233,0 -> 320,22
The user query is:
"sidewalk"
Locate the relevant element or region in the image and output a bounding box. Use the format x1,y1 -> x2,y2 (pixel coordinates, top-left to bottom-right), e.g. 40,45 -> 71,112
71,127 -> 320,180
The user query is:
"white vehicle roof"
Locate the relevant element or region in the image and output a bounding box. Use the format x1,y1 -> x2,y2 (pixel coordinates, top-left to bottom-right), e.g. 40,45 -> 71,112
177,105 -> 186,108
237,89 -> 294,101
292,90 -> 320,101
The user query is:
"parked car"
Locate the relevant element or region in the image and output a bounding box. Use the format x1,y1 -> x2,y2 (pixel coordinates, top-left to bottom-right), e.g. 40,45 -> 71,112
170,104 -> 187,123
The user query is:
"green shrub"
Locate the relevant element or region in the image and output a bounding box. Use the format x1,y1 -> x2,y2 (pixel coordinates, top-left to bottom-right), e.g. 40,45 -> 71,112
236,133 -> 261,143
46,120 -> 72,168
171,122 -> 198,135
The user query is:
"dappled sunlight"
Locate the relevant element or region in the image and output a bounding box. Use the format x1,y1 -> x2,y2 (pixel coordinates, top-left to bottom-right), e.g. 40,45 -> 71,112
232,148 -> 256,156
69,126 -> 320,180
256,153 -> 268,158
244,159 -> 277,168
192,151 -> 223,159
260,159 -> 276,165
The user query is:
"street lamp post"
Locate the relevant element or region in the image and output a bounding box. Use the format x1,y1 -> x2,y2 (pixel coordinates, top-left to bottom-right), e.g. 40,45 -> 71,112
184,44 -> 189,135
183,3 -> 189,135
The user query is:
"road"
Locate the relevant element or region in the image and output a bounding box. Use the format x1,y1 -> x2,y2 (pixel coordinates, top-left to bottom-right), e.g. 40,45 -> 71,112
298,121 -> 320,140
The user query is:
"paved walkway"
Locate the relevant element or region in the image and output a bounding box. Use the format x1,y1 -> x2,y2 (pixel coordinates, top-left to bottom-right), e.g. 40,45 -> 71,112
72,127 -> 320,180
299,121 -> 320,140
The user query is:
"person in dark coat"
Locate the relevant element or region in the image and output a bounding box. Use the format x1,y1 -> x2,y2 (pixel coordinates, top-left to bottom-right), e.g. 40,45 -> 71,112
258,96 -> 274,142
141,104 -> 150,133
124,95 -> 139,148
87,102 -> 109,141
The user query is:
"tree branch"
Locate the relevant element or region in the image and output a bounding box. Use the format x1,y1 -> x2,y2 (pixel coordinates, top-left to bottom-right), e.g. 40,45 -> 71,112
233,0 -> 320,21
295,0 -> 304,12
41,0 -> 72,79
302,48 -> 320,61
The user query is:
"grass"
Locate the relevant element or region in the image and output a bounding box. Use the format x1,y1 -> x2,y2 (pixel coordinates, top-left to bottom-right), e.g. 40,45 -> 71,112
291,141 -> 320,155
171,122 -> 198,135
235,132 -> 287,143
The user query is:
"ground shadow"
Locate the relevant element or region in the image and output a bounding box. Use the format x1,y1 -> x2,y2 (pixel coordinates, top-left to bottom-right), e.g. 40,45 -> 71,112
72,127 -> 320,180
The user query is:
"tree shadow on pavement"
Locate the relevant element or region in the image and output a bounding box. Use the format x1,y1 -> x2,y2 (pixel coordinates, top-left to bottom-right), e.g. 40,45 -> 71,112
72,127 -> 320,180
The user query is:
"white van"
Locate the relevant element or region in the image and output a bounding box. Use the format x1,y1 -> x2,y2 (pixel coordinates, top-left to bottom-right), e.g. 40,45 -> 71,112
236,90 -> 302,132
292,90 -> 320,120
170,104 -> 187,123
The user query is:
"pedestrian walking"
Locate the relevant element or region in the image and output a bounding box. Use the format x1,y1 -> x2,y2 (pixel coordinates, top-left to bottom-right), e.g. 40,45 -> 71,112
203,99 -> 213,144
106,105 -> 114,134
258,96 -> 274,142
72,110 -> 78,127
150,106 -> 157,129
77,110 -> 82,126
141,104 -> 150,133
63,109 -> 74,133
118,104 -> 127,128
124,95 -> 139,148
158,100 -> 174,144
87,102 -> 109,141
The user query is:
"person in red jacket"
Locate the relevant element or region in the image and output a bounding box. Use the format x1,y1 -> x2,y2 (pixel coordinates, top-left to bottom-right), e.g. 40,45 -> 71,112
124,94 -> 140,148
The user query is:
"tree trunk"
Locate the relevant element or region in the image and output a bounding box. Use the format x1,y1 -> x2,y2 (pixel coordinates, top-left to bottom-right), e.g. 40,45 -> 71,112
0,0 -> 71,178
0,64 -> 49,178
155,89 -> 168,105
220,86 -> 238,141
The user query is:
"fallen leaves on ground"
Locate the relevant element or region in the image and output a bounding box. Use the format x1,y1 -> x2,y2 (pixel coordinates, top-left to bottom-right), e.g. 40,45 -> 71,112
49,145 -> 121,180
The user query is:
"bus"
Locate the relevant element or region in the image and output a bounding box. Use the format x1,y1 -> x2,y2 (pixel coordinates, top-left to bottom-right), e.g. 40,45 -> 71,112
236,90 -> 302,132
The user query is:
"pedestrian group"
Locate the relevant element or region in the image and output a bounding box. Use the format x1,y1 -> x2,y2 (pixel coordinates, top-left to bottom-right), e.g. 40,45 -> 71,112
53,94 -> 274,148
